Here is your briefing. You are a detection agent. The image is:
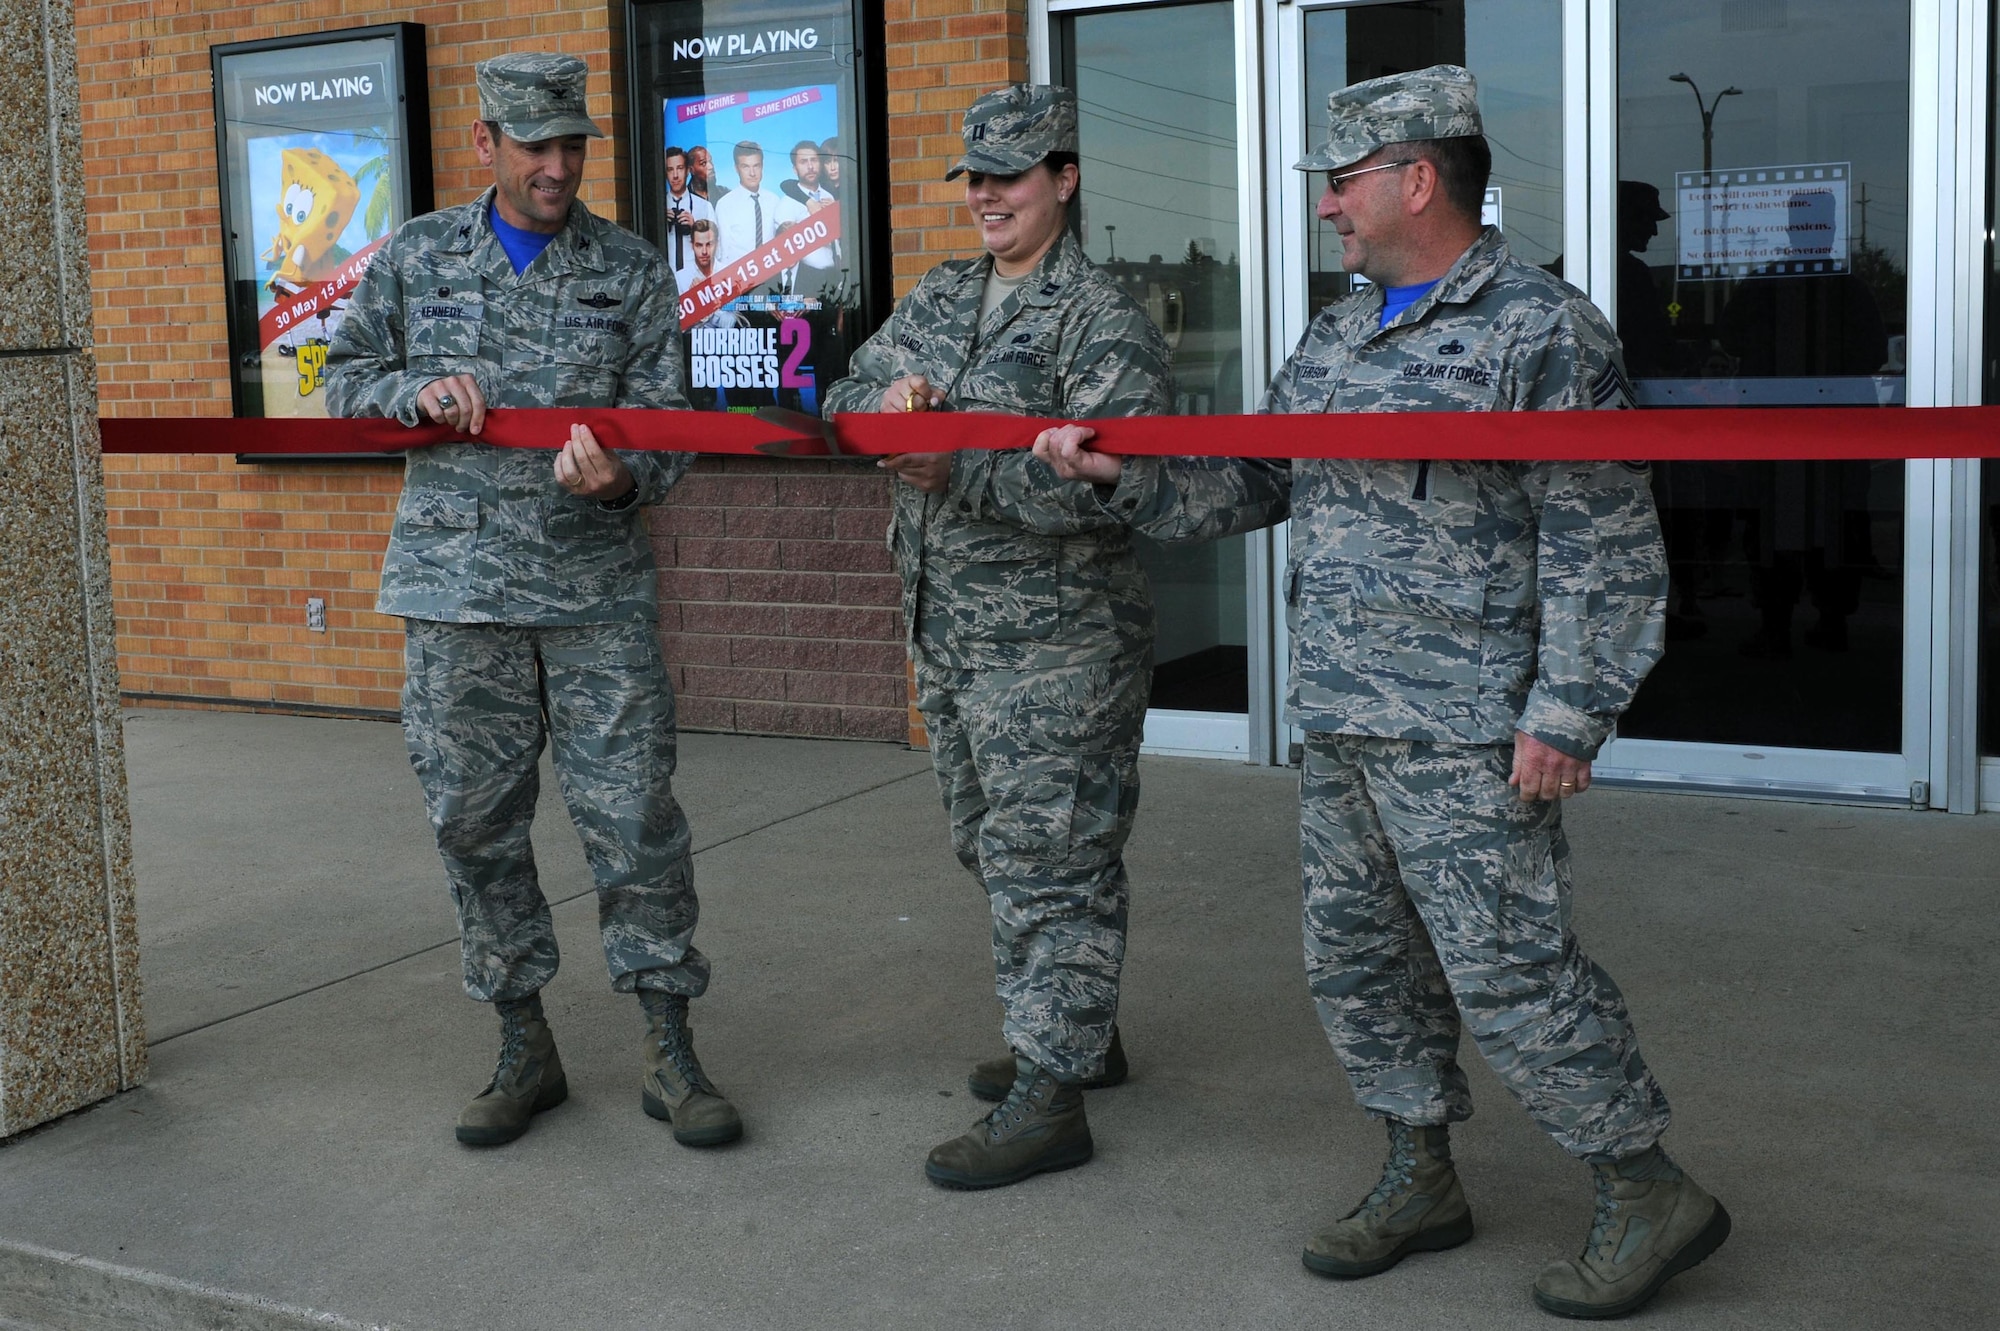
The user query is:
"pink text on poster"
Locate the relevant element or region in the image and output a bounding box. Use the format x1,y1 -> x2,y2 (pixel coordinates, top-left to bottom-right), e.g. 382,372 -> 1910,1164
677,92 -> 748,123
744,87 -> 823,123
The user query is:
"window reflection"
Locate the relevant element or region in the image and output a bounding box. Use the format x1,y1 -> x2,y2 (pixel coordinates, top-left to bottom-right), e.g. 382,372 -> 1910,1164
1062,3 -> 1250,713
1982,3 -> 2000,757
1303,0 -> 1563,316
1615,0 -> 1909,754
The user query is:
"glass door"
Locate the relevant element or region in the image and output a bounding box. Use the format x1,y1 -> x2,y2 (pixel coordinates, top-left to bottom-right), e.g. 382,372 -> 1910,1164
1269,0 -> 1569,760
1053,0 -> 1272,759
1593,0 -> 1924,803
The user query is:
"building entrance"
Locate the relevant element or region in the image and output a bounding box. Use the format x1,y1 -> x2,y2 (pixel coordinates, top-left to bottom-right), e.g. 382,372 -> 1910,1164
1037,0 -> 1977,803
1056,1 -> 1267,758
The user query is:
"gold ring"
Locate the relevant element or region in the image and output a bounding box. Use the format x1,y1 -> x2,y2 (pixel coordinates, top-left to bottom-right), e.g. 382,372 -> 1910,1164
903,389 -> 916,411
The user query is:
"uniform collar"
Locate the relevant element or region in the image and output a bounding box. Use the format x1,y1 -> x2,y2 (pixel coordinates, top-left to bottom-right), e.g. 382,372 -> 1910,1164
954,227 -> 1086,308
442,188 -> 609,278
1341,225 -> 1510,340
1424,225 -> 1510,309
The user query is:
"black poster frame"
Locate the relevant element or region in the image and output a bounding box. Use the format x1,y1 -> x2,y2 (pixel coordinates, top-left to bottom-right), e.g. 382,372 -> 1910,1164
625,0 -> 889,420
211,22 -> 432,450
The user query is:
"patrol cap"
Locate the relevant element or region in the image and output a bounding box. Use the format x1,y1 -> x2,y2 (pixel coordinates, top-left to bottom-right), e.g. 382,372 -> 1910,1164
1294,64 -> 1482,172
945,84 -> 1078,181
476,52 -> 604,142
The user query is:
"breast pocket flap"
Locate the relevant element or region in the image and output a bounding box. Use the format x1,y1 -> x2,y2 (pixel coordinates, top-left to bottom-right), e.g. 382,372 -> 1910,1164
400,490 -> 480,530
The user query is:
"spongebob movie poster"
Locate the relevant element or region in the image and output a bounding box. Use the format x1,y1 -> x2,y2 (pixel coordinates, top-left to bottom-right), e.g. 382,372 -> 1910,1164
245,132 -> 398,416
214,27 -> 427,421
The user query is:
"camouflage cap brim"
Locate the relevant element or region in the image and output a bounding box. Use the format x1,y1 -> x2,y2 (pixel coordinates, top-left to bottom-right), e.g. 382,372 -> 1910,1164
1293,143 -> 1359,173
498,113 -> 605,142
944,143 -> 1046,181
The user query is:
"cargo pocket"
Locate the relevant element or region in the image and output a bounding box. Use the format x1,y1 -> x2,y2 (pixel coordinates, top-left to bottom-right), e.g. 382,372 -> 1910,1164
399,622 -> 439,787
393,489 -> 480,577
1005,751 -> 1127,868
1349,562 -> 1485,705
941,531 -> 1059,644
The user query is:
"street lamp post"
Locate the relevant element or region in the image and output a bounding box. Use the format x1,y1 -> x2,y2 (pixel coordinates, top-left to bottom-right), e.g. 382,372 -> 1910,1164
1105,224 -> 1118,262
1670,72 -> 1741,324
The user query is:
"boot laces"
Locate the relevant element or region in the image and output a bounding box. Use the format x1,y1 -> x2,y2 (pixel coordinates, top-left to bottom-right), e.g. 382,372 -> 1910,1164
653,1013 -> 720,1096
982,1071 -> 1050,1140
1359,1124 -> 1420,1213
1586,1168 -> 1623,1258
487,1011 -> 533,1093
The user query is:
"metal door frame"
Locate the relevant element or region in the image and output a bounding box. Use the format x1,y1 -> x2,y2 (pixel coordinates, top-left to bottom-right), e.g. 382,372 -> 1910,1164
1038,0 -> 1990,798
1035,0 -> 1281,763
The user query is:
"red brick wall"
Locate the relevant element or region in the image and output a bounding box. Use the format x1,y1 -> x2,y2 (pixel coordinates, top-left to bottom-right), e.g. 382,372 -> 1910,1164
659,459 -> 904,740
77,0 -> 948,738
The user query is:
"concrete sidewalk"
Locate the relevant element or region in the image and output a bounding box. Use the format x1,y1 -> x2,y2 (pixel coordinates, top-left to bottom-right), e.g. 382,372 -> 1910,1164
0,709 -> 1994,1330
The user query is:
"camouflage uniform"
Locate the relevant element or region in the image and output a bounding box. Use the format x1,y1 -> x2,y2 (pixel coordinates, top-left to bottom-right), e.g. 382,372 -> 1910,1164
821,88 -> 1175,1081
1282,243 -> 1670,1157
1106,73 -> 1672,1159
326,54 -> 705,1005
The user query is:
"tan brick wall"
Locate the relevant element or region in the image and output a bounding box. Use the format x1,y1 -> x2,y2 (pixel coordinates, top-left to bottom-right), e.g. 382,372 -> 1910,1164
884,0 -> 1026,297
77,0 -> 991,738
81,0 -> 628,717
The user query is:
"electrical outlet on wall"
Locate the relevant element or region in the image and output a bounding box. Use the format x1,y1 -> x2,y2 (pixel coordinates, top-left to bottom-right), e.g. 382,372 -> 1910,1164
306,597 -> 327,633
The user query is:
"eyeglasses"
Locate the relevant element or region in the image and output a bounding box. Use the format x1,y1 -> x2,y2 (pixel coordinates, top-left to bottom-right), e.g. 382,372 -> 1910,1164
1323,159 -> 1415,197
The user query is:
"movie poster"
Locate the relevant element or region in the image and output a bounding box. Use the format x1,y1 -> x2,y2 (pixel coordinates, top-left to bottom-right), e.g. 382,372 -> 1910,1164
212,26 -> 431,421
629,0 -> 885,420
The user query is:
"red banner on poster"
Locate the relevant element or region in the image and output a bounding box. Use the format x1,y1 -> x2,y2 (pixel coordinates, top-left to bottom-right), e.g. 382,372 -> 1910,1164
675,206 -> 843,330
255,235 -> 388,352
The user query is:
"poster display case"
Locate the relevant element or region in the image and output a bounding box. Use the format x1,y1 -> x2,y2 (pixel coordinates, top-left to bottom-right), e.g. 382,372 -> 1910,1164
211,24 -> 432,423
627,0 -> 887,416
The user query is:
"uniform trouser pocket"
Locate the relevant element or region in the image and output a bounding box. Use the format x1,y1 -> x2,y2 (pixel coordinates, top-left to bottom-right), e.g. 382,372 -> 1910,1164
401,619 -> 558,1003
918,652 -> 1151,1079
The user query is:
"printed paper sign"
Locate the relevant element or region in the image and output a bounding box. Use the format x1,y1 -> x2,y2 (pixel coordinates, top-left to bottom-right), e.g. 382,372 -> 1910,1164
1676,162 -> 1851,279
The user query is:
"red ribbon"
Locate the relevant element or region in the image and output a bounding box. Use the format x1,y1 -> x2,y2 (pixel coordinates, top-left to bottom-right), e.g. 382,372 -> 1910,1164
98,404 -> 2000,461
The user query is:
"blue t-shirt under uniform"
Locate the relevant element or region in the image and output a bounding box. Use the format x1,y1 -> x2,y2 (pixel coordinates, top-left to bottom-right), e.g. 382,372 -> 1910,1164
1380,279 -> 1440,327
491,205 -> 558,274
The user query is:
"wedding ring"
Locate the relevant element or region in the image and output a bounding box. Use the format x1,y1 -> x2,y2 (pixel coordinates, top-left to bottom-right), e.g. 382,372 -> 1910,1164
1559,780 -> 1575,787
903,389 -> 915,411
437,392 -> 457,412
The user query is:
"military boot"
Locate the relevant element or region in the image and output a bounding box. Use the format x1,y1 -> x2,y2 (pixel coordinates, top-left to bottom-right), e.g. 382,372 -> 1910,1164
1533,1146 -> 1731,1319
1303,1119 -> 1474,1278
639,992 -> 743,1148
455,994 -> 567,1147
967,1026 -> 1129,1103
925,1056 -> 1092,1189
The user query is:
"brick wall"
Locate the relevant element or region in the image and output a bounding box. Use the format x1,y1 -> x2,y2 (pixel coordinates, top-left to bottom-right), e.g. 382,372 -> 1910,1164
76,0 -> 955,739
